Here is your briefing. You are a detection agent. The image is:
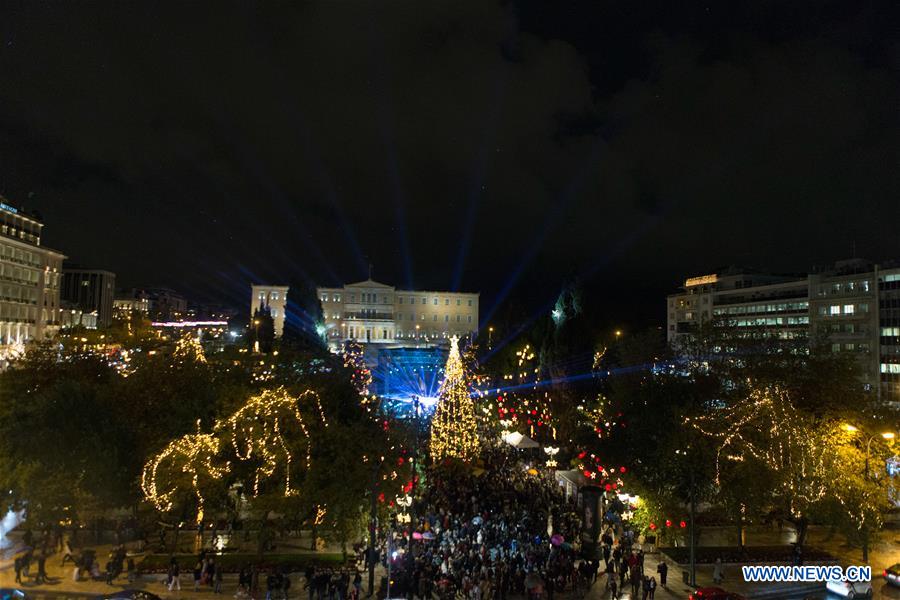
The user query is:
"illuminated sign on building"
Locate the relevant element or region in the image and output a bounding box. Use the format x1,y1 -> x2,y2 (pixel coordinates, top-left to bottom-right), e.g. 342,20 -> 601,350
0,203 -> 19,214
684,274 -> 718,287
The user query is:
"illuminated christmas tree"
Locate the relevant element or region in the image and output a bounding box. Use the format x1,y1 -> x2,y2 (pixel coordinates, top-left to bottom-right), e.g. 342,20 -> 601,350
430,336 -> 479,461
173,333 -> 206,364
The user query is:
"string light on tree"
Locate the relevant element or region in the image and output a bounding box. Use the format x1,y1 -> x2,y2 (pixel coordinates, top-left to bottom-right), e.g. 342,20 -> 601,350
430,336 -> 480,461
141,425 -> 229,523
219,387 -> 326,497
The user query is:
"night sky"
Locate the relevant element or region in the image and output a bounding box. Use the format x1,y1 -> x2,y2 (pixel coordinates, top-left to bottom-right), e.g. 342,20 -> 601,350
0,1 -> 898,328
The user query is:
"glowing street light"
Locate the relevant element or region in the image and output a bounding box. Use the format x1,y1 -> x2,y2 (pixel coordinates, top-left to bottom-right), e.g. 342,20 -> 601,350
842,423 -> 897,562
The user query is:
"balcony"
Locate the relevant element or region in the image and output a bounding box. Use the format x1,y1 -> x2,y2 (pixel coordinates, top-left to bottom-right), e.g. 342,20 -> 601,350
343,311 -> 394,321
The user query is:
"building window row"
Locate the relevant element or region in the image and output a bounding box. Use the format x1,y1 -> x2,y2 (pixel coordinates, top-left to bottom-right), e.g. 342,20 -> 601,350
726,316 -> 809,327
817,280 -> 871,296
713,301 -> 808,316
819,303 -> 868,316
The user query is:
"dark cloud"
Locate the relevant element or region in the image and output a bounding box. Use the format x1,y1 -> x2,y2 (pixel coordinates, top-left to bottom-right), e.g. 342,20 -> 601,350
0,0 -> 897,325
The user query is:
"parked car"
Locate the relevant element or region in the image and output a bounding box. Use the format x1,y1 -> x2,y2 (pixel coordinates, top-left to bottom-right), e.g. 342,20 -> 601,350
688,587 -> 748,600
826,579 -> 873,598
885,563 -> 900,587
0,589 -> 26,600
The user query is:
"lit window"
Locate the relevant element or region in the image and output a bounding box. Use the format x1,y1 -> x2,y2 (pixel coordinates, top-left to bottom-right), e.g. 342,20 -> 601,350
829,305 -> 840,316
844,304 -> 854,315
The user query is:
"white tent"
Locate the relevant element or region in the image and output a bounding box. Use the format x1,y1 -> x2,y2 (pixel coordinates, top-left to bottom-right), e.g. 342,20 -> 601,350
502,431 -> 540,449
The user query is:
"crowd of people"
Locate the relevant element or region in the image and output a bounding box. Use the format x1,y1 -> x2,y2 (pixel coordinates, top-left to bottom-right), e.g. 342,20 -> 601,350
596,528 -> 666,599
380,448 -> 583,600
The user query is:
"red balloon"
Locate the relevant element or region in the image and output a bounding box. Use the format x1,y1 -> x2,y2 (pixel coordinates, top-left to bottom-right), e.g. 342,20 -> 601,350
665,519 -> 672,528
680,521 -> 687,528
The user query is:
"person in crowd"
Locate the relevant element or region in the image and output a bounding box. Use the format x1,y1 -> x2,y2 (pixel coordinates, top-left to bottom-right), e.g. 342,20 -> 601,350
168,558 -> 181,591
713,557 -> 724,584
214,562 -> 224,594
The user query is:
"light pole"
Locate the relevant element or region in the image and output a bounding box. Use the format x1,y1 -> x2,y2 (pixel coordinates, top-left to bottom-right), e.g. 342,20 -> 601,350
411,395 -> 421,495
415,324 -> 420,348
842,424 -> 896,563
488,326 -> 494,350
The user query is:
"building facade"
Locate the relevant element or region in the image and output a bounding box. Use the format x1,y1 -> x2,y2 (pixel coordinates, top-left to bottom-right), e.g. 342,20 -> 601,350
0,198 -> 65,351
115,288 -> 187,322
317,278 -> 479,348
667,259 -> 900,404
251,285 -> 288,338
61,268 -> 116,328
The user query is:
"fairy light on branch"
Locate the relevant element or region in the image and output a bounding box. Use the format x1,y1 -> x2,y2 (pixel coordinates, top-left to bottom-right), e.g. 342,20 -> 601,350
219,387 -> 327,497
691,384 -> 829,515
141,425 -> 229,523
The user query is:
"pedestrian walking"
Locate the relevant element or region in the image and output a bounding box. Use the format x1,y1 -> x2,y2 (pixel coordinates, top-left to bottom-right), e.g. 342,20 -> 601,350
214,564 -> 224,594
266,571 -> 278,600
712,558 -> 724,584
61,538 -> 75,566
648,576 -> 657,599
656,561 -> 668,588
127,557 -> 136,583
282,572 -> 292,600
194,558 -> 203,591
14,557 -> 22,584
168,559 -> 182,591
36,554 -> 47,584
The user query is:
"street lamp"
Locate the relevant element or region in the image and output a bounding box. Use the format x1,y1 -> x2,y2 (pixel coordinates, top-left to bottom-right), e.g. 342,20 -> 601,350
488,326 -> 494,350
843,423 -> 896,563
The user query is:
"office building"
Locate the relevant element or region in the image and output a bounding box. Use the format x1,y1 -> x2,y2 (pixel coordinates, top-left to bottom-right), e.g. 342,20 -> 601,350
61,267 -> 116,328
115,288 -> 187,322
251,285 -> 288,338
667,259 -> 900,404
317,278 -> 479,349
667,269 -> 810,347
0,196 -> 65,351
113,294 -> 150,320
